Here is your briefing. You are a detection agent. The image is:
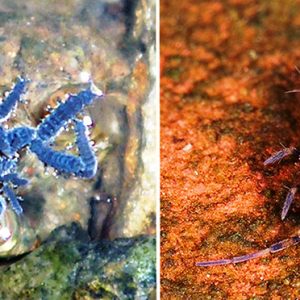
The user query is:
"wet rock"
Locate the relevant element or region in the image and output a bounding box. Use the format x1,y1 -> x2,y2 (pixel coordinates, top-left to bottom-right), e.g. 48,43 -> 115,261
0,223 -> 156,299
88,192 -> 116,240
160,0 -> 300,298
0,0 -> 155,256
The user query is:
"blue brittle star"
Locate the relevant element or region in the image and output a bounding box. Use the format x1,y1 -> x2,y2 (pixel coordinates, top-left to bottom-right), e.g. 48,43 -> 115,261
0,76 -> 103,217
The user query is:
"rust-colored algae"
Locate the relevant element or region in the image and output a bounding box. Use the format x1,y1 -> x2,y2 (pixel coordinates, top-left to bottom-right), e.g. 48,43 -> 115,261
160,0 -> 300,299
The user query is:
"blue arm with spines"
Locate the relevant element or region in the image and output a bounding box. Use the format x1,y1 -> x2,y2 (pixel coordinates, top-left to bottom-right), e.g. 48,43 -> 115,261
74,119 -> 97,178
0,174 -> 28,186
37,83 -> 103,141
0,157 -> 17,175
0,77 -> 27,121
3,185 -> 23,215
30,139 -> 85,174
0,126 -> 11,156
0,77 -> 103,216
0,196 -> 6,216
7,127 -> 36,155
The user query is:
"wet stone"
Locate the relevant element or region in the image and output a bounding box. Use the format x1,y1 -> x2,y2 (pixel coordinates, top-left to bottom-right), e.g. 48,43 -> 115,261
0,0 -> 155,257
0,223 -> 156,300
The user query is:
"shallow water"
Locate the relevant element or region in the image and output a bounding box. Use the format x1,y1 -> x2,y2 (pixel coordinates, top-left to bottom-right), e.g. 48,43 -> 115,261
0,1 -> 156,297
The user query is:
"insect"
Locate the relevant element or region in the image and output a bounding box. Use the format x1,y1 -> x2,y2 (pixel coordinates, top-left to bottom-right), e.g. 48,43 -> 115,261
196,235 -> 300,266
196,143 -> 300,266
0,76 -> 103,218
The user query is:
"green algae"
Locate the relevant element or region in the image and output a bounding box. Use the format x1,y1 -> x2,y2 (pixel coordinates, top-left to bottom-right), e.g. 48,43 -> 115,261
20,36 -> 48,60
0,223 -> 156,300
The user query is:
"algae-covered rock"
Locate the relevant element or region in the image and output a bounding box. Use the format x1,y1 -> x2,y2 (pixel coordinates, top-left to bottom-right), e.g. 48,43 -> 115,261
0,223 -> 156,300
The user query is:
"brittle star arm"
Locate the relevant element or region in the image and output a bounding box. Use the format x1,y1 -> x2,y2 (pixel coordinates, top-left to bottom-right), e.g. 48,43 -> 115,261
0,76 -> 27,122
0,126 -> 11,156
2,185 -> 23,215
0,156 -> 28,215
37,82 -> 103,141
0,173 -> 29,187
73,119 -> 97,178
0,126 -> 29,157
29,139 -> 85,175
0,196 -> 6,216
196,236 -> 300,266
0,157 -> 17,175
30,120 -> 98,178
5,126 -> 36,155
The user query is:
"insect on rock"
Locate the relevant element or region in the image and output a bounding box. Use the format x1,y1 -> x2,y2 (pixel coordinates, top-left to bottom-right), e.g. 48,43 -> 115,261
196,95 -> 300,266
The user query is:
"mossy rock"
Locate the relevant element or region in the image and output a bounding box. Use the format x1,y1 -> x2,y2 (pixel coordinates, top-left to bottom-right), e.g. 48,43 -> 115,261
0,223 -> 156,299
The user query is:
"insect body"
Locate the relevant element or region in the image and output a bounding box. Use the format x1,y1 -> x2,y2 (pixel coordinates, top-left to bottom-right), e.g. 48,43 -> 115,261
263,146 -> 297,166
196,146 -> 300,266
196,235 -> 300,266
0,77 -> 103,216
197,77 -> 300,266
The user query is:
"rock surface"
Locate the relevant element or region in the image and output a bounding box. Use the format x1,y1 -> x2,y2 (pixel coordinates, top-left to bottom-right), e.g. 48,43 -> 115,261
0,223 -> 156,299
0,0 -> 156,257
161,0 -> 300,298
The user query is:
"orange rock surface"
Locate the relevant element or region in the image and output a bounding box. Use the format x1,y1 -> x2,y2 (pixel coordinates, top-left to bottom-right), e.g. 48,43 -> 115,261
160,0 -> 300,298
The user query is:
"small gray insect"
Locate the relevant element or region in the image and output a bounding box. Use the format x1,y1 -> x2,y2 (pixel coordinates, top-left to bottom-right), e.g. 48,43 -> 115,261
197,83 -> 300,266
